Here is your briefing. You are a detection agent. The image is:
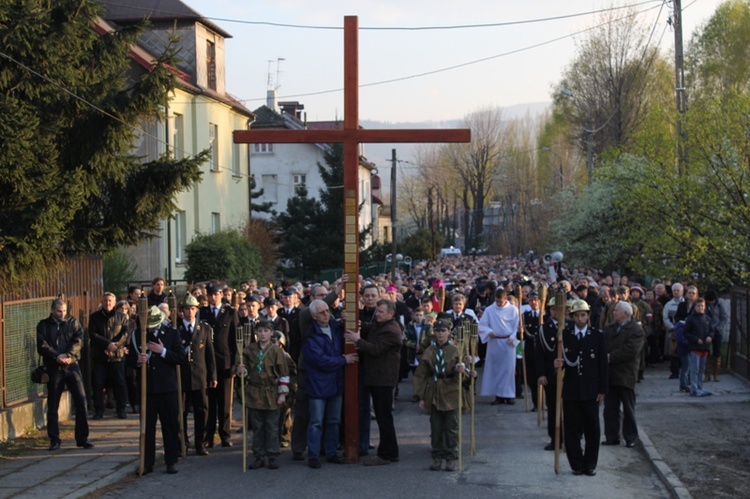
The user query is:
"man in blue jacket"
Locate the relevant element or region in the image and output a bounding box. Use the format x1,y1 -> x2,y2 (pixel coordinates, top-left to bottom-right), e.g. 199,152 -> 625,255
302,300 -> 358,469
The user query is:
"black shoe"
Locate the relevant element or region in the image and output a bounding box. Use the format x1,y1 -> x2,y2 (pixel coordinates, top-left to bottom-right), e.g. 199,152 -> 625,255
359,449 -> 369,457
308,458 -> 321,469
268,458 -> 279,469
326,455 -> 345,464
669,373 -> 678,379
544,443 -> 554,451
206,440 -> 214,448
506,398 -> 515,405
48,442 -> 61,451
572,469 -> 584,476
117,412 -> 128,420
292,451 -> 305,461
625,441 -> 636,448
77,441 -> 94,449
166,464 -> 178,474
93,412 -> 104,420
491,397 -> 503,405
602,440 -> 620,446
196,447 -> 209,456
390,456 -> 400,463
248,457 -> 265,470
585,469 -> 597,476
221,440 -> 233,447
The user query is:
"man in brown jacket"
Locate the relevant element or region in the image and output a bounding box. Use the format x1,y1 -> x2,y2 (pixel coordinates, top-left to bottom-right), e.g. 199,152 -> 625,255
345,298 -> 402,466
602,301 -> 645,448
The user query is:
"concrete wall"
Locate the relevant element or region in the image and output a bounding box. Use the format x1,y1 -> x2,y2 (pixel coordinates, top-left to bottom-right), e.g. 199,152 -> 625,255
0,394 -> 70,442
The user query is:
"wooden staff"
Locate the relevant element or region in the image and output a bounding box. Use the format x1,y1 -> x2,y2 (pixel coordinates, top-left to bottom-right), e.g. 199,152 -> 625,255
469,322 -> 478,457
168,291 -> 186,458
228,290 -> 239,430
517,286 -> 530,412
268,283 -> 276,300
437,285 -> 446,313
137,293 -> 148,477
237,323 -> 247,472
537,284 -> 548,429
554,288 -> 566,475
455,323 -> 465,472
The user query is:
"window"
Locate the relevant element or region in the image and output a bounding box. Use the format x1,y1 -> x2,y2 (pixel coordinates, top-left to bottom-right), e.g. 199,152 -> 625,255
172,113 -> 184,159
232,142 -> 241,177
253,143 -> 273,154
206,40 -> 217,90
175,211 -> 187,262
261,174 -> 278,203
292,174 -> 306,194
211,212 -> 221,234
209,123 -> 219,171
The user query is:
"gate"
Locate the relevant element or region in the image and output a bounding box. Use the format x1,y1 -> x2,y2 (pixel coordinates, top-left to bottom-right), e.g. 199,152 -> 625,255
729,286 -> 750,381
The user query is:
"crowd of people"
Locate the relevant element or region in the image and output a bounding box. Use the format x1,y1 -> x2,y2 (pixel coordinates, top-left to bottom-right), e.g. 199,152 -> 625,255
35,254 -> 728,476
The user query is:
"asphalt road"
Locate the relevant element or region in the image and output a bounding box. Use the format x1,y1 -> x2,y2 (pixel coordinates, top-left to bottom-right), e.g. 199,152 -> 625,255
96,370 -> 670,499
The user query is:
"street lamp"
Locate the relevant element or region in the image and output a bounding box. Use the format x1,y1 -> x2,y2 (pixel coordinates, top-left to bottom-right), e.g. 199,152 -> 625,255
560,88 -> 594,184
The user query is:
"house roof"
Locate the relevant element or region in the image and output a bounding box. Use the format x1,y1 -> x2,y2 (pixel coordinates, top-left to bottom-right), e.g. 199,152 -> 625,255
92,16 -> 252,118
97,0 -> 232,38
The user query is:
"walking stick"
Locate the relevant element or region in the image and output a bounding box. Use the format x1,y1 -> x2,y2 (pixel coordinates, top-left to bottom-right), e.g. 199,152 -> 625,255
456,324 -> 465,472
517,286 -> 530,412
168,291 -> 186,458
237,324 -> 247,472
469,322 -> 478,457
137,294 -> 149,477
228,291 -> 239,433
554,289 -> 566,475
537,284 -> 547,430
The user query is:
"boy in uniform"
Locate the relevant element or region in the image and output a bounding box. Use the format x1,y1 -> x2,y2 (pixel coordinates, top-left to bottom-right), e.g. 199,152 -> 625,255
239,319 -> 290,470
413,318 -> 467,472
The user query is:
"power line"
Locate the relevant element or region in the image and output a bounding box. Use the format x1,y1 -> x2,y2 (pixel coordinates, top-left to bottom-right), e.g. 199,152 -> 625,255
102,0 -> 662,31
171,1 -> 666,107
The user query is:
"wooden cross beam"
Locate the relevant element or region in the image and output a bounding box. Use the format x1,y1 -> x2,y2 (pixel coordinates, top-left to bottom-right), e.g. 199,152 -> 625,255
233,15 -> 470,463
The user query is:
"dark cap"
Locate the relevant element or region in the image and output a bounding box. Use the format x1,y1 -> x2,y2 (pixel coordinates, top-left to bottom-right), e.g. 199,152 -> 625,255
433,319 -> 452,331
414,284 -> 424,292
281,288 -> 295,297
528,290 -> 539,299
264,297 -> 280,307
256,319 -> 275,331
206,283 -> 222,295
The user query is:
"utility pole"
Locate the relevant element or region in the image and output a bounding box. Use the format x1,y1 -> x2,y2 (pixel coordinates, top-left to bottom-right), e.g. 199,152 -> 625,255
673,0 -> 688,175
390,149 -> 398,282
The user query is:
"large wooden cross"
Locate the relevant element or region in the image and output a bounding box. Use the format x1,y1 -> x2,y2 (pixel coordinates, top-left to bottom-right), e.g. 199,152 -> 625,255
233,16 -> 470,462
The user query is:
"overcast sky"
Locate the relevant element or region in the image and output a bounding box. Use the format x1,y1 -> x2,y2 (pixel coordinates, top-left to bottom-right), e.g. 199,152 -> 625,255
184,0 -> 724,124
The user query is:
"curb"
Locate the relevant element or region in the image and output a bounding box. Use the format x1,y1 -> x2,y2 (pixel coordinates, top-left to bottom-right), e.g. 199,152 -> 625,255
637,423 -> 692,499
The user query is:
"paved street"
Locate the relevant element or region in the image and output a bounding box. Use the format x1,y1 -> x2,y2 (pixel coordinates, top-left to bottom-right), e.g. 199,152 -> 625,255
4,363 -> 748,499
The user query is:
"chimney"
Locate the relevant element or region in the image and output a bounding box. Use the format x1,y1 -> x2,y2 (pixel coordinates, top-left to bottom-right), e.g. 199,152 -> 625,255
266,89 -> 278,112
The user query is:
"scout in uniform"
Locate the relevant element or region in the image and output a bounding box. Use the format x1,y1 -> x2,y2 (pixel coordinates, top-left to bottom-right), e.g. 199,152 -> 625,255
238,319 -> 290,470
413,318 -> 467,472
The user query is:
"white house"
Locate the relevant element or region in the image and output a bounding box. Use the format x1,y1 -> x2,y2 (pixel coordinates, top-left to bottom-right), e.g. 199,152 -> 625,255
251,94 -> 378,248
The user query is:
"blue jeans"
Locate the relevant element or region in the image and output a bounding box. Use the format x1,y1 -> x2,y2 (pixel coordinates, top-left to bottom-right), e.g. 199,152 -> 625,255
689,352 -> 707,395
307,395 -> 342,460
679,353 -> 690,389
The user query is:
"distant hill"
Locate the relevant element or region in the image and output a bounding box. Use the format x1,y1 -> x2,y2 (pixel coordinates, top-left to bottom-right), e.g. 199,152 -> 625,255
361,101 -> 551,188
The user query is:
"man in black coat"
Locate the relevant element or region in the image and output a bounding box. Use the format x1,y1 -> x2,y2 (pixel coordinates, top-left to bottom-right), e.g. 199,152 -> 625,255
535,296 -> 567,450
521,291 -> 541,411
89,292 -> 131,419
178,294 -> 217,456
199,283 -> 238,448
554,300 -> 608,477
37,299 -> 92,451
128,306 -> 186,474
602,301 -> 645,448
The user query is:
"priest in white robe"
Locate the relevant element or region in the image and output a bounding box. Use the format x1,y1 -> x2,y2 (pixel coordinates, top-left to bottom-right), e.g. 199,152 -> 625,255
479,289 -> 520,404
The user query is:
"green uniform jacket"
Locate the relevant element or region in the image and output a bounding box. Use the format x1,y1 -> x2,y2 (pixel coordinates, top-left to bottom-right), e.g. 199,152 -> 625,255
242,343 -> 289,410
413,342 -> 461,411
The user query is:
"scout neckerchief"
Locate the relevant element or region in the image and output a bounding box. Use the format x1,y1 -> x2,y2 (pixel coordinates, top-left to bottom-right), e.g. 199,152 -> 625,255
434,343 -> 446,381
256,343 -> 269,373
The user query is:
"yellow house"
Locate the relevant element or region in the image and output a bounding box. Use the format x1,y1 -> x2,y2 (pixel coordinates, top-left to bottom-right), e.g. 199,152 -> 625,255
98,1 -> 254,283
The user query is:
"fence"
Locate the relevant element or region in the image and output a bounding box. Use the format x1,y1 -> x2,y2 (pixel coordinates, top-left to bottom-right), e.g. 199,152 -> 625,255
730,286 -> 750,381
0,256 -> 102,409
